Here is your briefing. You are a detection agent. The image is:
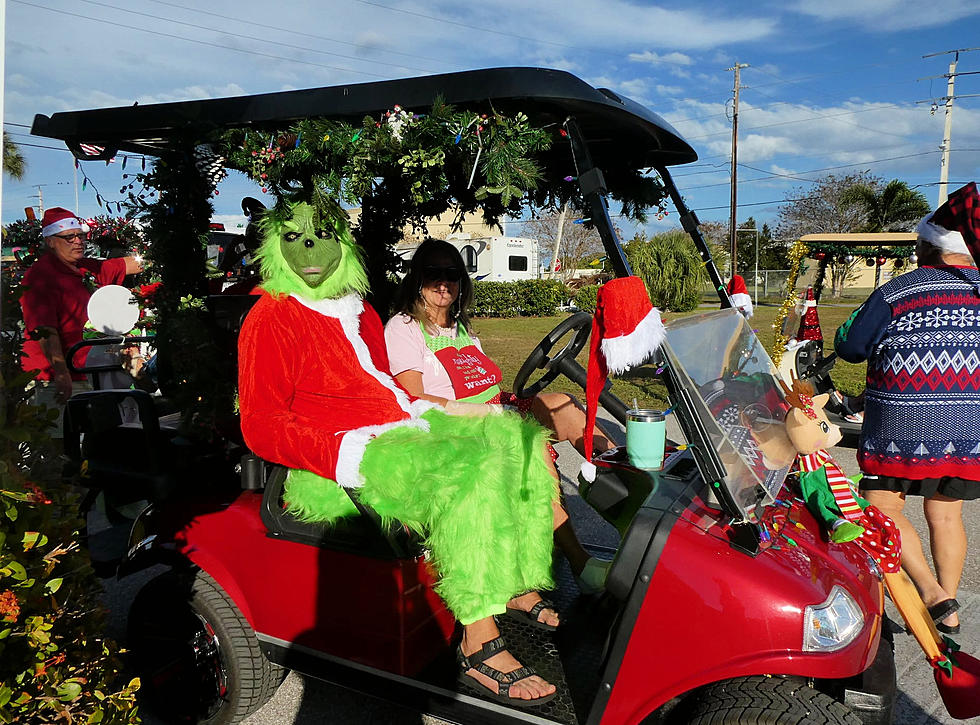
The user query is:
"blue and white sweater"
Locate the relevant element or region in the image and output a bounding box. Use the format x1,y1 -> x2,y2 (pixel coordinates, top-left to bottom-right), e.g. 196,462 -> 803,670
834,265 -> 980,481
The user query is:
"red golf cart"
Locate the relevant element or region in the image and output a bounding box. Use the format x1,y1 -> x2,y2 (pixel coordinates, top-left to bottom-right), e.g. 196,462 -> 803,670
35,68 -> 895,725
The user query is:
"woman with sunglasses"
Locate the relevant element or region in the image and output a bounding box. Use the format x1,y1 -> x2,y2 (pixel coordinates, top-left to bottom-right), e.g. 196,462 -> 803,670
385,238 -> 614,596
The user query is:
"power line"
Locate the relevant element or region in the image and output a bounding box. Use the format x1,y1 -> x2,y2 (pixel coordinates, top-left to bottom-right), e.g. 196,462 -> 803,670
677,149 -> 980,192
10,0 -> 392,79
685,102 -> 919,141
350,0 -> 697,66
73,0 -> 441,74
144,0 -> 455,67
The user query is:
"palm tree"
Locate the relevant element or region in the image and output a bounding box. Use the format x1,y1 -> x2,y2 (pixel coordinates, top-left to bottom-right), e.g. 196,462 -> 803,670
841,180 -> 931,287
625,229 -> 708,312
3,132 -> 27,180
840,179 -> 931,232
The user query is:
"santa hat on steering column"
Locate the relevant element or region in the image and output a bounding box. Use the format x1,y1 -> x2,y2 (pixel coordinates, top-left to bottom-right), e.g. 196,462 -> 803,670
726,274 -> 753,318
580,276 -> 666,482
916,181 -> 980,263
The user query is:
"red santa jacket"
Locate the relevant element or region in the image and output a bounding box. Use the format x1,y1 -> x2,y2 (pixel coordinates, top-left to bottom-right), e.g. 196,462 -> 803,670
238,292 -> 434,487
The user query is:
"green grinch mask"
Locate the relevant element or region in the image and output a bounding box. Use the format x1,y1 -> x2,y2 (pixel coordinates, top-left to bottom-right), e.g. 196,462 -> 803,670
257,200 -> 369,301
278,203 -> 342,288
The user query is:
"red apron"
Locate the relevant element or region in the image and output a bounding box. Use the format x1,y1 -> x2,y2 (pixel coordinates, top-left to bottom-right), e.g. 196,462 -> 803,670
422,323 -> 503,403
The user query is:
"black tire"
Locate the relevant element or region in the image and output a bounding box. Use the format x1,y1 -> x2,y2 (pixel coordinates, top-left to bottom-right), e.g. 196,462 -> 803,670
128,570 -> 281,724
671,676 -> 862,725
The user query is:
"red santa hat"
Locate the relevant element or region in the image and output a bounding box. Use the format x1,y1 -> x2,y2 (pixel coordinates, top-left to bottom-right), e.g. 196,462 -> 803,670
726,274 -> 753,318
916,181 -> 980,261
41,207 -> 89,238
795,286 -> 823,344
581,276 -> 665,481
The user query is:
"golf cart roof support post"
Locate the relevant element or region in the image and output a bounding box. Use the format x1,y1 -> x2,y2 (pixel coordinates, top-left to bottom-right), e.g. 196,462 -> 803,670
656,165 -> 733,308
564,117 -> 633,278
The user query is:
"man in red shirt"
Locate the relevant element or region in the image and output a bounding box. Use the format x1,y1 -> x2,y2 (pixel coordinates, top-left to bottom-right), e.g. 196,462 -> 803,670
20,207 -> 142,433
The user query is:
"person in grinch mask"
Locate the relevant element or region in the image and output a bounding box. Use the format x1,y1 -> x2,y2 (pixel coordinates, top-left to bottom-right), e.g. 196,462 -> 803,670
385,238 -> 614,594
239,200 -> 564,706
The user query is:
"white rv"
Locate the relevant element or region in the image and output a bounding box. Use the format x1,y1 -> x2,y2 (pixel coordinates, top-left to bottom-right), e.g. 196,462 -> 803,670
398,235 -> 541,282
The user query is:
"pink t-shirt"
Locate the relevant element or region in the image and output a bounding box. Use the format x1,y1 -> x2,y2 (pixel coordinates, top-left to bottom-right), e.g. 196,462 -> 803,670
383,313 -> 486,401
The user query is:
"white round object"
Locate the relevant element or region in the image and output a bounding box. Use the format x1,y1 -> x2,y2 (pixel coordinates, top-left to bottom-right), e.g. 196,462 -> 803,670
87,284 -> 140,335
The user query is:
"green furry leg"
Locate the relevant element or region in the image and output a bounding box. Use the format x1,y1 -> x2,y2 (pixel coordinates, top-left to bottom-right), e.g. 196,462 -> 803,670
283,469 -> 359,523
359,409 -> 558,625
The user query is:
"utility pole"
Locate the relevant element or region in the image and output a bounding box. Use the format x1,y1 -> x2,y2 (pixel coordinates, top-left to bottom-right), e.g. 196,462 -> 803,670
921,47 -> 980,205
30,182 -> 70,217
727,62 -> 749,278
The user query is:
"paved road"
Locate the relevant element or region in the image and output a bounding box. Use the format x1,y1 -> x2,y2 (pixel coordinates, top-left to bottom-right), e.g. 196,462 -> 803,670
102,413 -> 979,724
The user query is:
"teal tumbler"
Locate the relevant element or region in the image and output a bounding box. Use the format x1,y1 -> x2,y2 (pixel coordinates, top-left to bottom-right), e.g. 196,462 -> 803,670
626,409 -> 667,470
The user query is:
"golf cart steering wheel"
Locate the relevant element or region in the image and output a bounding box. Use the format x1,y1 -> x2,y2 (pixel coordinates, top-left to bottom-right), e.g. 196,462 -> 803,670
513,312 -> 592,397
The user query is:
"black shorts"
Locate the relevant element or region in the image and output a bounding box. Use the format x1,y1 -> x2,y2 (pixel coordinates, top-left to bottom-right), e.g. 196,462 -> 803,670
861,474 -> 980,501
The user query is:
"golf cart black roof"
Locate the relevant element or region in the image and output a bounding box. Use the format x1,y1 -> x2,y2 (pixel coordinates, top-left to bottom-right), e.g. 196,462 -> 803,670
30,67 -> 697,170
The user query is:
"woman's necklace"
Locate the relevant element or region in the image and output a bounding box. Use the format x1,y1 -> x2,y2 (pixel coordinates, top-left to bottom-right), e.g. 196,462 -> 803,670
425,312 -> 455,337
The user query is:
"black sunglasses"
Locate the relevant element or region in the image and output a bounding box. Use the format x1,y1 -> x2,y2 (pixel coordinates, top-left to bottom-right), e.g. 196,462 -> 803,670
421,265 -> 463,283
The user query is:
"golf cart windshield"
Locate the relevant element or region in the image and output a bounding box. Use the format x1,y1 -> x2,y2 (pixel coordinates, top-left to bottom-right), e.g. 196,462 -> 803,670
665,309 -> 792,519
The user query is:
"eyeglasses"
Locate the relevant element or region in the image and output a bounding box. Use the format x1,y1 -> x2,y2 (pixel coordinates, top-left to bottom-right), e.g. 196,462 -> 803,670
422,265 -> 463,283
54,232 -> 86,241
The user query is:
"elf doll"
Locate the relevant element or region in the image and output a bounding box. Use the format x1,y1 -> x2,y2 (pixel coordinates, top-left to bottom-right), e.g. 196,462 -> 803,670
238,199 -> 561,706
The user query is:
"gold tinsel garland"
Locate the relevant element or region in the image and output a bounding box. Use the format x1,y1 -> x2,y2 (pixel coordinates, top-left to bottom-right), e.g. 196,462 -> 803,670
769,239 -> 809,366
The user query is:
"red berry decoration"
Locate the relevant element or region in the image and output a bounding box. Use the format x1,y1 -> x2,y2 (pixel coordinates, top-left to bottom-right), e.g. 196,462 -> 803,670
877,256 -> 887,266
814,252 -> 826,260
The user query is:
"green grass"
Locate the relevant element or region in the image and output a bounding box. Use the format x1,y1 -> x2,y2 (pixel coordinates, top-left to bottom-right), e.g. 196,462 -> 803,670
473,299 -> 868,407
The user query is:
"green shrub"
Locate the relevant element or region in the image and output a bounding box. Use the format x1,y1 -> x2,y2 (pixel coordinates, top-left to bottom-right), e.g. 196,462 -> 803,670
625,230 -> 708,312
472,281 -> 519,317
513,279 -> 568,316
471,279 -> 569,317
0,245 -> 141,725
573,285 -> 598,313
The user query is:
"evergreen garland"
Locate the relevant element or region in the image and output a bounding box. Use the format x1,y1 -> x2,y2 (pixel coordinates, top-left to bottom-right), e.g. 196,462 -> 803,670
135,146 -> 234,438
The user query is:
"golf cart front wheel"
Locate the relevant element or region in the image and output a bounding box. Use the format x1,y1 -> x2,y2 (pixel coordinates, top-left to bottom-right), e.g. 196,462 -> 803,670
128,569 -> 282,724
670,676 -> 862,725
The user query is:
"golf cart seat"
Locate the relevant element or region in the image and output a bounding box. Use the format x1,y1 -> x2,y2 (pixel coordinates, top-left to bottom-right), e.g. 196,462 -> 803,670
64,388 -> 185,504
257,458 -> 424,559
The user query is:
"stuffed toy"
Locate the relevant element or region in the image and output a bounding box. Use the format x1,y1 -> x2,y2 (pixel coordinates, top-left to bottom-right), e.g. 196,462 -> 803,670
782,377 -> 900,561
781,376 -> 980,717
236,199 -> 558,629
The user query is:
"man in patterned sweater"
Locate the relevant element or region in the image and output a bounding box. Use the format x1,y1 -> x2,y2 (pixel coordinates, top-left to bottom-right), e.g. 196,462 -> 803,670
835,181 -> 980,635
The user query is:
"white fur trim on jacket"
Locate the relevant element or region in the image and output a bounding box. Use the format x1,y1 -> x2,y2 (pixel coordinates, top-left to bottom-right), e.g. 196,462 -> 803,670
600,307 -> 666,375
291,293 -> 417,416
335,418 -> 431,488
917,214 -> 969,255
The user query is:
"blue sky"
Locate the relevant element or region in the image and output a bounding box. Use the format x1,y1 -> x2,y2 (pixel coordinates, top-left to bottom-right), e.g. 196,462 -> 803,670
3,0 -> 979,238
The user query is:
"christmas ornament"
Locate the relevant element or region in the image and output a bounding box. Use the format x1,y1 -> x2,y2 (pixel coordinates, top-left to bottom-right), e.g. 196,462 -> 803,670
193,145 -> 228,195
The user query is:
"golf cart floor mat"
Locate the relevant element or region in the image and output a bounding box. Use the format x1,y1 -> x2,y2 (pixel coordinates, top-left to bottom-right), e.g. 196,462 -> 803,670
494,609 -> 577,723
466,545 -> 618,724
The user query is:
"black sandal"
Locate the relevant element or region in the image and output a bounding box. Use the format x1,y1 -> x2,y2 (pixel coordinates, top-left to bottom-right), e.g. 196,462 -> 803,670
504,597 -> 559,632
457,636 -> 556,707
927,598 -> 959,624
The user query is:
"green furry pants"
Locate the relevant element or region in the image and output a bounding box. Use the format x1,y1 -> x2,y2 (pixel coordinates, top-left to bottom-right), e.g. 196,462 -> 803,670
284,408 -> 558,624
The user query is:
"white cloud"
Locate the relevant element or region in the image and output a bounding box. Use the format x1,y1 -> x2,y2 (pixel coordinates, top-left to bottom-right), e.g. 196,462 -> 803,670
628,50 -> 694,67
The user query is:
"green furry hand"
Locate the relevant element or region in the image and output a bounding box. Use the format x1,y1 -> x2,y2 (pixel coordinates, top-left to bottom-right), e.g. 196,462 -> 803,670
831,521 -> 864,543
